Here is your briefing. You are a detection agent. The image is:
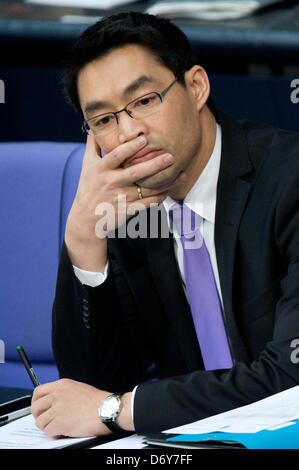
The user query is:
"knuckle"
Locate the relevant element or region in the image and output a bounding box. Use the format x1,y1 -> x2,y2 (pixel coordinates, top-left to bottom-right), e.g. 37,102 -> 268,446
56,379 -> 65,389
58,378 -> 70,385
54,378 -> 68,394
106,177 -> 119,191
127,166 -> 139,181
110,146 -> 121,161
32,384 -> 41,397
30,402 -> 38,416
35,416 -> 43,430
110,140 -> 139,163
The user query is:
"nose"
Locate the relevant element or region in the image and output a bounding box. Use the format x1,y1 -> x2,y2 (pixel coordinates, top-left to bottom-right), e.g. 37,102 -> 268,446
117,110 -> 148,144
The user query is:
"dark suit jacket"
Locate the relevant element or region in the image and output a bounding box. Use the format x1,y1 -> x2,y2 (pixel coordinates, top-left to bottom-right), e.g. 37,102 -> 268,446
52,110 -> 299,435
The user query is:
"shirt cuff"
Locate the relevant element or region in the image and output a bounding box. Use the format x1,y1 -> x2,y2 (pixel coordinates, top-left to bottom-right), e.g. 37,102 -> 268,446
131,385 -> 138,423
72,262 -> 109,287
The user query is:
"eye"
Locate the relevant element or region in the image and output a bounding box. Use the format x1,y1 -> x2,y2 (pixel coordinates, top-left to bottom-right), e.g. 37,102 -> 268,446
93,114 -> 115,128
134,94 -> 158,108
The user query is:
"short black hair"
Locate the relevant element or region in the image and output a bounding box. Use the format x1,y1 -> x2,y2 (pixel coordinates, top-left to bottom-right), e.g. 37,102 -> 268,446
63,11 -> 198,112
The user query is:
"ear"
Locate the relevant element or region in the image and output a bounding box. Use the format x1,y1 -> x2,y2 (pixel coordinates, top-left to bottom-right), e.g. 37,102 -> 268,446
184,65 -> 210,111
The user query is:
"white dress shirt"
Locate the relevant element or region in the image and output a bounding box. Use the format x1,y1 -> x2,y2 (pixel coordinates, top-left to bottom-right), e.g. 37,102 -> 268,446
162,123 -> 223,305
72,123 -> 223,422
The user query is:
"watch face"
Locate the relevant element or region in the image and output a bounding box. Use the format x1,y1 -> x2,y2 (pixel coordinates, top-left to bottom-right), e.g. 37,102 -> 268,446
100,395 -> 120,420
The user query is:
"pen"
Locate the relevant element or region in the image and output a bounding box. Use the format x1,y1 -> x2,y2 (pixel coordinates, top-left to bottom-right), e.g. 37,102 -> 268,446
16,345 -> 40,388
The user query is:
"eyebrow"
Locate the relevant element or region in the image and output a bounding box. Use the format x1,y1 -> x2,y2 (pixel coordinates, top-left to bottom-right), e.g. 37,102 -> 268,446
84,75 -> 158,118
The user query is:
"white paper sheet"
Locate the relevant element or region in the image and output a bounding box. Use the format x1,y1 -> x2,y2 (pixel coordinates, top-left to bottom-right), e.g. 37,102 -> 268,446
0,414 -> 96,449
165,385 -> 299,434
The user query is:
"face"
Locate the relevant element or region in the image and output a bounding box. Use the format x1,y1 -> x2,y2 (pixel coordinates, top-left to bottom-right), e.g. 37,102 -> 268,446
77,44 -> 209,190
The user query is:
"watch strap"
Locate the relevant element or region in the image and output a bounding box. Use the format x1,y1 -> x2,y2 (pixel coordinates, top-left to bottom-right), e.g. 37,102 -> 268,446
103,419 -> 124,433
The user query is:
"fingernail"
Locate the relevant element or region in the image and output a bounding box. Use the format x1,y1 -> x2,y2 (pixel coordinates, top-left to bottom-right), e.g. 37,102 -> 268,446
163,154 -> 174,164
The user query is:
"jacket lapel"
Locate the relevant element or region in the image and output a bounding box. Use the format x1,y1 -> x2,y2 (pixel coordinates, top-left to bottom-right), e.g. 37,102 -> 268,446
145,204 -> 204,371
215,111 -> 254,363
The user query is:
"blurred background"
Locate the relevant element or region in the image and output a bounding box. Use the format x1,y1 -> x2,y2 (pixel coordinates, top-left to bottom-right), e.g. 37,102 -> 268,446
0,0 -> 299,143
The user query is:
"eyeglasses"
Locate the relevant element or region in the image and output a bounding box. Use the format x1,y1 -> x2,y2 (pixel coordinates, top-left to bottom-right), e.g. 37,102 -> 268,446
81,77 -> 178,137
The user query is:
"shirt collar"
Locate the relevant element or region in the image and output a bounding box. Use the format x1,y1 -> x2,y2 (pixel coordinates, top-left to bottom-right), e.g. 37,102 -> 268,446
163,123 -> 222,226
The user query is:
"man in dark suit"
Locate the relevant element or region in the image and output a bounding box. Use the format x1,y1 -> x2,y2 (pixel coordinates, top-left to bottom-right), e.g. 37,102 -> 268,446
31,12 -> 299,439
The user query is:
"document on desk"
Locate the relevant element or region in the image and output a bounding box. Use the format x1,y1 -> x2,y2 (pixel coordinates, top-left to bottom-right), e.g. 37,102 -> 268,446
0,414 -> 96,449
164,385 -> 299,435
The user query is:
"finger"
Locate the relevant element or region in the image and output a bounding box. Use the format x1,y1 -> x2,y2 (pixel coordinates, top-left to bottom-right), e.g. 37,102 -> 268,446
120,153 -> 174,186
34,408 -> 54,435
126,187 -> 165,202
103,135 -> 147,170
124,180 -> 174,203
31,394 -> 52,419
134,192 -> 169,207
31,381 -> 58,402
82,133 -> 102,165
125,193 -> 169,219
135,170 -> 187,200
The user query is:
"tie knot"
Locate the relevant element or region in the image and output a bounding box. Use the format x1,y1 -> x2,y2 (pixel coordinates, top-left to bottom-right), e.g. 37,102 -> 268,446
169,202 -> 202,237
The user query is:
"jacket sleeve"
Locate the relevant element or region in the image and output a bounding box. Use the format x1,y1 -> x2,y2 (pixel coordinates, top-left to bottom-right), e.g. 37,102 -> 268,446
52,241 -> 154,392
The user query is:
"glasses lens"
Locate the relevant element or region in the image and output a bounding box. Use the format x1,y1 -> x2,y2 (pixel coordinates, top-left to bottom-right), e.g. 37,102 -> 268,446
82,121 -> 91,134
128,93 -> 161,118
88,113 -> 117,136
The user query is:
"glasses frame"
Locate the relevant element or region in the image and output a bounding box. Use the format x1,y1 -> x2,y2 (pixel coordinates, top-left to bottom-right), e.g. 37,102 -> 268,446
81,76 -> 179,136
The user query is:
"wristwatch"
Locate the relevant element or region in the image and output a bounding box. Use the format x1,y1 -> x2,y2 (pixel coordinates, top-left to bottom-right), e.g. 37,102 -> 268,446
98,393 -> 124,433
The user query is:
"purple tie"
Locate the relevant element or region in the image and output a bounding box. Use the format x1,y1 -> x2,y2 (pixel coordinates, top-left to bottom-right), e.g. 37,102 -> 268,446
170,203 -> 233,370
